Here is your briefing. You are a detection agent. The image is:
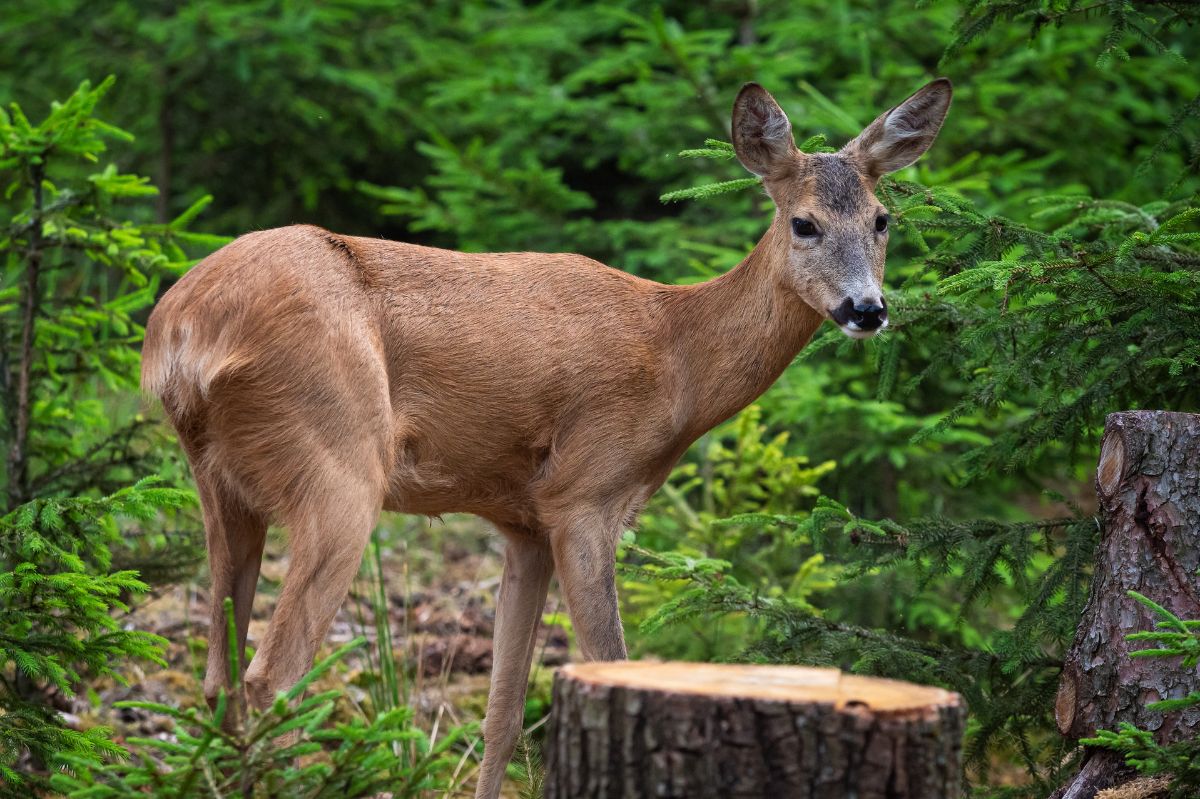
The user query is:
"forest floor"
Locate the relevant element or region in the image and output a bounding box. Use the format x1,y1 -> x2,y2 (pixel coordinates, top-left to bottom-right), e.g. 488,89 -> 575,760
60,510 -> 1041,794
70,514 -> 566,797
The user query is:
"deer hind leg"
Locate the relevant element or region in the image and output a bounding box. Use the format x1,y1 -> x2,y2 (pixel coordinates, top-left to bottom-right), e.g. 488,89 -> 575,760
243,472 -> 382,714
196,472 -> 268,727
475,532 -> 554,799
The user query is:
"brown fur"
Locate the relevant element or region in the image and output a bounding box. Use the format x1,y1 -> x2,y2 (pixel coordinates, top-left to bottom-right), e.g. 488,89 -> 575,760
141,79 -> 950,798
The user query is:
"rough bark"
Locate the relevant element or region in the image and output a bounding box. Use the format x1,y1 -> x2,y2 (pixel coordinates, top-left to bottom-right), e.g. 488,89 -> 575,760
1052,411 -> 1200,798
1049,751 -> 1135,799
544,661 -> 966,799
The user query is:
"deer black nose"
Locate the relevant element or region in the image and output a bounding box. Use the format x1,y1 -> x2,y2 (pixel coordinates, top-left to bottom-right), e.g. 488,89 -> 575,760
849,301 -> 887,331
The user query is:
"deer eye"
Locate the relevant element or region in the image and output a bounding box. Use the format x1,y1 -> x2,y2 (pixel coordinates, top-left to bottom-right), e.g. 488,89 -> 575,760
791,218 -> 819,237
875,214 -> 889,233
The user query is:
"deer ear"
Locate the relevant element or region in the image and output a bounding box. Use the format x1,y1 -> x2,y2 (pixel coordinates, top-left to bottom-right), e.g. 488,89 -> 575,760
844,78 -> 952,180
732,83 -> 797,178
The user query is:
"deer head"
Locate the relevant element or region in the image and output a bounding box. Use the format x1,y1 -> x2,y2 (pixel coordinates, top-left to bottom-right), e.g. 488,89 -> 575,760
731,79 -> 952,338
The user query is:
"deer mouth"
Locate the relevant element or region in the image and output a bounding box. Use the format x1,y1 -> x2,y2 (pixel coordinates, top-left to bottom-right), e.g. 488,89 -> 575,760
829,297 -> 888,339
838,323 -> 884,339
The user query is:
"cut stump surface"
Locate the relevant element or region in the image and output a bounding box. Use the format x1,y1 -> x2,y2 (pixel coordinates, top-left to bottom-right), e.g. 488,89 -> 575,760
544,661 -> 965,799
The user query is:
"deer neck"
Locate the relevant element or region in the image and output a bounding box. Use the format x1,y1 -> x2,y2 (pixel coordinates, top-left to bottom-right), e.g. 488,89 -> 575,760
662,223 -> 824,436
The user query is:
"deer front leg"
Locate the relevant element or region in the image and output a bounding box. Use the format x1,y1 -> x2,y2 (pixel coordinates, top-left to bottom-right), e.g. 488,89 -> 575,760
550,510 -> 627,662
475,533 -> 555,799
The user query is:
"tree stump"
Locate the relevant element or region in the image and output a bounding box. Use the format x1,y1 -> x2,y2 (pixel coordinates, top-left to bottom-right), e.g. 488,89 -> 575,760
543,661 -> 965,799
1053,411 -> 1200,798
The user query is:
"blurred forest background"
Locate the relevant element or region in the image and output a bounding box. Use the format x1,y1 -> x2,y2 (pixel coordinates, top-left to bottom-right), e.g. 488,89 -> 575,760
1,1 -> 1198,797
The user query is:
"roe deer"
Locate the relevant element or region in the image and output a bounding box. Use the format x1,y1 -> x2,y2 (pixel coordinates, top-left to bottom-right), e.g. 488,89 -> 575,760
141,79 -> 951,798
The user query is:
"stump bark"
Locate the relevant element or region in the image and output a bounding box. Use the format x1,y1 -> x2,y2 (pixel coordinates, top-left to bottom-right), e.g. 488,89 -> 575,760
543,661 -> 965,799
1052,411 -> 1200,798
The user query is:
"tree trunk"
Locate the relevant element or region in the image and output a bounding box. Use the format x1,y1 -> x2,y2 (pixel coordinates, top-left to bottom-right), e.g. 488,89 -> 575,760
5,163 -> 45,511
544,661 -> 965,799
1052,411 -> 1200,798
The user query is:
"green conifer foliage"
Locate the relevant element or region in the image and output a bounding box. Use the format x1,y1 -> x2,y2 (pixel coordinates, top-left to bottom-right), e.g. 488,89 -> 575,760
0,482 -> 189,789
50,613 -> 472,799
625,3 -> 1198,794
0,79 -> 209,791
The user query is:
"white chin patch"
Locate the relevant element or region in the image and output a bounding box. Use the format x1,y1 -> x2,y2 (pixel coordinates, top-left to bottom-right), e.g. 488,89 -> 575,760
840,321 -> 887,340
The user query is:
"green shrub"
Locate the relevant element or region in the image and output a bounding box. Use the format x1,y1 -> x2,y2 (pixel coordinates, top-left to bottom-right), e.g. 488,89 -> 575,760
623,405 -> 837,661
0,78 -> 213,791
0,482 -> 189,790
51,613 -> 474,799
0,76 -> 221,507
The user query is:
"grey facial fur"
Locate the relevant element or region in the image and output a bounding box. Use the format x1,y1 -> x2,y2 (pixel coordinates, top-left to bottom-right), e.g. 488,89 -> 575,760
807,155 -> 869,216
